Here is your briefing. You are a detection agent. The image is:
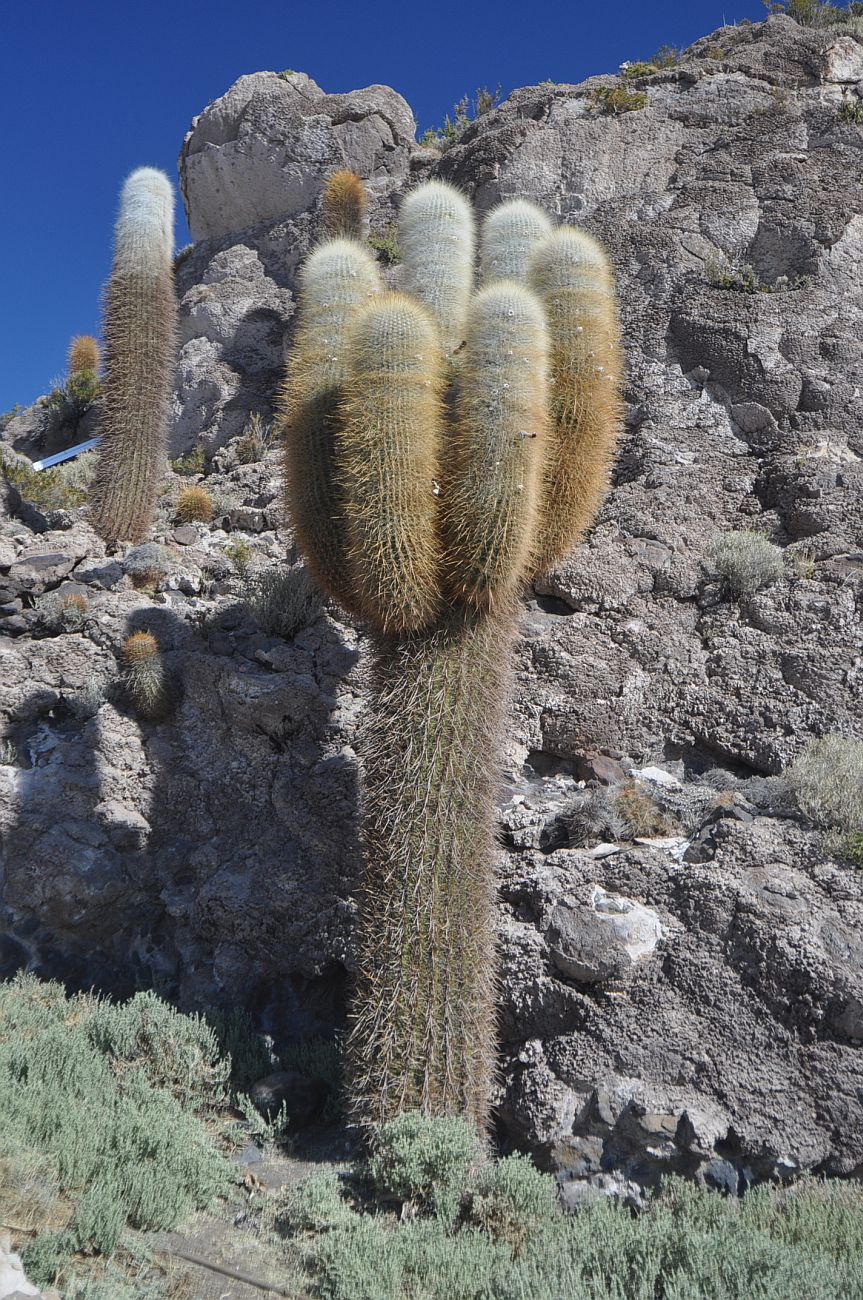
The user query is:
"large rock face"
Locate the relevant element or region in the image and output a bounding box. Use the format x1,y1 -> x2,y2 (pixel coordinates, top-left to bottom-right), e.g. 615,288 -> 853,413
2,15 -> 862,1192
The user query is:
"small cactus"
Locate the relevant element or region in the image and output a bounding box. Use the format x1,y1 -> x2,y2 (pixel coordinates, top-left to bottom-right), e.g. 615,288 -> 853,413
67,335 -> 101,376
90,168 -> 178,544
175,485 -> 213,524
322,170 -> 368,240
122,631 -> 172,720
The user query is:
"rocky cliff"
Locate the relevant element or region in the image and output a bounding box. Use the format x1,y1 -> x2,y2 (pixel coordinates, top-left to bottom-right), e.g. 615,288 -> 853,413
1,15 -> 862,1196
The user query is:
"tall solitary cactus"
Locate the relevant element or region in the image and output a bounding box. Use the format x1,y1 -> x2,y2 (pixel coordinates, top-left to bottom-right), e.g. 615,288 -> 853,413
280,180 -> 622,1131
90,168 -> 178,544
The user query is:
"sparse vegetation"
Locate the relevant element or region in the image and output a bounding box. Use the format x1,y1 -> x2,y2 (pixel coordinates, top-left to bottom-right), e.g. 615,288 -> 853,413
419,86 -> 502,149
170,443 -> 206,476
236,411 -> 273,463
838,96 -> 863,124
224,537 -> 254,577
67,675 -> 108,720
1,402 -> 22,431
564,781 -> 675,846
123,541 -> 175,591
787,734 -> 863,861
706,254 -> 812,293
273,1115 -> 863,1300
708,529 -> 785,597
764,0 -> 863,26
1,449 -> 93,512
175,484 -> 213,524
35,591 -> 89,635
249,566 -> 323,638
368,222 -> 401,264
586,84 -> 647,115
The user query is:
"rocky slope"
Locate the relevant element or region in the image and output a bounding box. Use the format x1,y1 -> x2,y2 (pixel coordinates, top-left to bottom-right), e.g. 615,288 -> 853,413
2,15 -> 862,1195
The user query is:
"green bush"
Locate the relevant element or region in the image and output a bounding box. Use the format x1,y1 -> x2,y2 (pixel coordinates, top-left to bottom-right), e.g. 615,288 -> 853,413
467,1154 -> 558,1254
838,97 -> 863,124
305,1168 -> 863,1300
707,530 -> 784,597
587,85 -> 647,114
278,1171 -> 358,1234
1,450 -> 92,511
369,1112 -> 480,1221
0,975 -> 234,1275
170,443 -> 205,476
787,734 -> 863,848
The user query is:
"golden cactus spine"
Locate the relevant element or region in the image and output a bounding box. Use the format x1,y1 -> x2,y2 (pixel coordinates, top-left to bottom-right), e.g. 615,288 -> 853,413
339,294 -> 445,633
68,335 -> 101,376
528,227 -> 622,574
90,168 -> 178,544
122,630 -> 171,720
322,170 -> 368,240
280,179 -> 622,1132
442,282 -> 548,609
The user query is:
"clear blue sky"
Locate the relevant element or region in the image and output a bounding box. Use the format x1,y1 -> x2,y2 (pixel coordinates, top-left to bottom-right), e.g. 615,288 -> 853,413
1,0 -> 764,413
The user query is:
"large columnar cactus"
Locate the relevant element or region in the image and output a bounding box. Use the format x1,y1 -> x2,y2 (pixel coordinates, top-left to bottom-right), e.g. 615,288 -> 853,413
280,179 -> 622,1132
90,168 -> 178,543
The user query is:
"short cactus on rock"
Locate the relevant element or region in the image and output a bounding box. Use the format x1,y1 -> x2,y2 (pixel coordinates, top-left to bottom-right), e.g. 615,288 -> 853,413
90,167 -> 178,544
279,182 -> 622,1132
121,630 -> 172,720
67,335 -> 101,376
322,169 -> 368,240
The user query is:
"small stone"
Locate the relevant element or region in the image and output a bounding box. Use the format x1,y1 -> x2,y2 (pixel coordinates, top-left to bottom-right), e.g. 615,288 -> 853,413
172,524 -> 199,545
7,550 -> 76,593
546,887 -> 663,984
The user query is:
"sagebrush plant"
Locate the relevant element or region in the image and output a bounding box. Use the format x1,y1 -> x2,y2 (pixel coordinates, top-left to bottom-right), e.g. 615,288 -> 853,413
369,1113 -> 480,1222
89,168 -> 179,543
787,734 -> 863,857
279,177 -> 621,1131
0,976 -> 234,1284
249,566 -> 323,638
708,529 -> 784,597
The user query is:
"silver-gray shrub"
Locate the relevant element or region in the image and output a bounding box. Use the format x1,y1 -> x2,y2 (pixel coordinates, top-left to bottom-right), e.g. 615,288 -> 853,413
787,734 -> 863,836
249,565 -> 323,639
708,529 -> 784,597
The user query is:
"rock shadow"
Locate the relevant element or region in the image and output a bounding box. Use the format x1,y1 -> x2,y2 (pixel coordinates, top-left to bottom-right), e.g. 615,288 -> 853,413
0,589 -> 360,1046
